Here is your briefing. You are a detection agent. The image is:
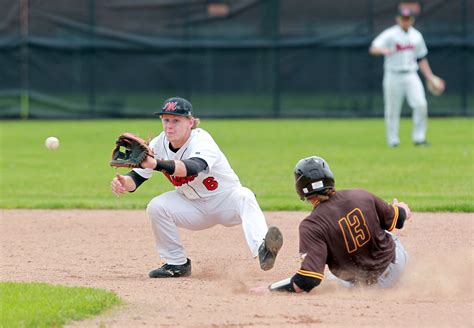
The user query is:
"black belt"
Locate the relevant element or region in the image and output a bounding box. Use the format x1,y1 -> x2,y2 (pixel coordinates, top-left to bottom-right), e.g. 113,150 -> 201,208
391,70 -> 412,74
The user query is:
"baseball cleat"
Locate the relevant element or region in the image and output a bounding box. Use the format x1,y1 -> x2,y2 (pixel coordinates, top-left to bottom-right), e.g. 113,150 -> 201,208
414,140 -> 430,147
258,226 -> 283,271
148,258 -> 191,278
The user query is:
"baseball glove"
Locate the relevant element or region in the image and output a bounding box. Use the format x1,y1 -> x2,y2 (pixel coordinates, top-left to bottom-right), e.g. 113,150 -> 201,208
109,133 -> 153,168
426,75 -> 445,96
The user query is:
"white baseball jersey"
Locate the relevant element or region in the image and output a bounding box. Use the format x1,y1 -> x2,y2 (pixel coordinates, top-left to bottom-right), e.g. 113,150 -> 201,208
371,25 -> 427,72
133,128 -> 241,200
138,128 -> 269,265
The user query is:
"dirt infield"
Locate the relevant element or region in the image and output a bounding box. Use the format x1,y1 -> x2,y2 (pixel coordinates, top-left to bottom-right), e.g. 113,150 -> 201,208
1,209 -> 472,327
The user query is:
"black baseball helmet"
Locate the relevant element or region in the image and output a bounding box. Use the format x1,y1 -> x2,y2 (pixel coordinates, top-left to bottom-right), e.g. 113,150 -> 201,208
294,156 -> 335,200
154,97 -> 193,117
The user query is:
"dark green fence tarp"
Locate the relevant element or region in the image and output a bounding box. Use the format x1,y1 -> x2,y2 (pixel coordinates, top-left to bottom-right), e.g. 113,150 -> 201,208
1,0 -> 472,119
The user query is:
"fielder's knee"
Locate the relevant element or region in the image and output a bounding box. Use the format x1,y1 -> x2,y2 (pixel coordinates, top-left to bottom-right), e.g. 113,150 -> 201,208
240,187 -> 257,202
412,103 -> 427,114
146,196 -> 168,219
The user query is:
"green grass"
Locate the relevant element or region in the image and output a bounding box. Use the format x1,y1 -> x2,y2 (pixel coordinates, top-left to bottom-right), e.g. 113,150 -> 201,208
0,118 -> 472,211
0,282 -> 121,327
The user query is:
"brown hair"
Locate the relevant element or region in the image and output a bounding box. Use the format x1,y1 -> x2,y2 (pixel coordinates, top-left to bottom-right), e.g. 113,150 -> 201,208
308,190 -> 336,206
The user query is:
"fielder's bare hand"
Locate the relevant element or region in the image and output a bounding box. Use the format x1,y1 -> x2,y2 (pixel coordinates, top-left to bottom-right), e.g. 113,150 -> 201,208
111,173 -> 136,196
393,198 -> 412,220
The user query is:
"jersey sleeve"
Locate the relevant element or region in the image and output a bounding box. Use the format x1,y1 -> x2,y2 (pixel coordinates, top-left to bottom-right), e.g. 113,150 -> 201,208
415,33 -> 428,59
372,193 -> 400,231
132,167 -> 153,179
298,219 -> 327,281
371,29 -> 391,49
187,130 -> 219,171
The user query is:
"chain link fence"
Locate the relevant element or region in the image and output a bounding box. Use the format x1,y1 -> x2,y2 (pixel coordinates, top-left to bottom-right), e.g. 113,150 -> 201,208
0,0 -> 472,118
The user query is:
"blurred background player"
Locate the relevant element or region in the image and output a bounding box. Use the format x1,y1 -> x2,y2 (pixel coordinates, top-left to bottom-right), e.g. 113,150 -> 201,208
369,6 -> 445,147
251,156 -> 412,293
111,97 -> 283,278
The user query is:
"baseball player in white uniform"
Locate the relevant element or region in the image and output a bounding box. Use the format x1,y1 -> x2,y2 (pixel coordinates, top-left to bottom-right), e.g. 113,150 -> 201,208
369,7 -> 445,147
110,97 -> 283,278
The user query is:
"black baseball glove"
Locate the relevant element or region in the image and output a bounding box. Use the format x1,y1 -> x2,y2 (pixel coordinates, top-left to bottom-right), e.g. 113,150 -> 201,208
109,133 -> 153,168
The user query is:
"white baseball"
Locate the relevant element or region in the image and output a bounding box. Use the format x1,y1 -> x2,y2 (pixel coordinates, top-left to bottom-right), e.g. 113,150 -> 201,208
45,136 -> 60,150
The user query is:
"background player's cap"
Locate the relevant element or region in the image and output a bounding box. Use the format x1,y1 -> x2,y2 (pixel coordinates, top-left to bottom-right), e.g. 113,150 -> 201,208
398,7 -> 414,17
155,97 -> 193,117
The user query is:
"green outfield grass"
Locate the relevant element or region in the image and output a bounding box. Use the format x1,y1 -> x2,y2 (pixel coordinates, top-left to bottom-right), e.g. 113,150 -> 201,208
0,118 -> 472,211
0,282 -> 121,327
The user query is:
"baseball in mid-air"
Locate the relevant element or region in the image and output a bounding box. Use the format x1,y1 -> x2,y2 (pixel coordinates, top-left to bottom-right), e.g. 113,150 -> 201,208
45,136 -> 60,150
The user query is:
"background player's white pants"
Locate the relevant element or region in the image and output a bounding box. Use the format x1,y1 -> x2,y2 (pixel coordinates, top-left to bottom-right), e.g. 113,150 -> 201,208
383,71 -> 428,146
328,233 -> 408,289
146,187 -> 268,265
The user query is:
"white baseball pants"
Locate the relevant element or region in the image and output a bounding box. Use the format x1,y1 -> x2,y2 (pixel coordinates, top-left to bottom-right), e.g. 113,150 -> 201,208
383,71 -> 428,146
146,187 -> 268,265
376,234 -> 408,288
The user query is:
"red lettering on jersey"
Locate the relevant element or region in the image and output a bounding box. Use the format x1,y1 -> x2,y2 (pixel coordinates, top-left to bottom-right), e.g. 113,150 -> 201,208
395,43 -> 414,52
163,102 -> 177,111
163,172 -> 197,186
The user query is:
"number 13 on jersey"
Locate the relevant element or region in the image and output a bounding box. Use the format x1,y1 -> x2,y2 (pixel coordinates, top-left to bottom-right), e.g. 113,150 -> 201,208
338,208 -> 371,253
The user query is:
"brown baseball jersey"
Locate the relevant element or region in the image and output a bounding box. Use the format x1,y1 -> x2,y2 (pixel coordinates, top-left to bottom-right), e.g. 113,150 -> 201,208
298,189 -> 400,285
